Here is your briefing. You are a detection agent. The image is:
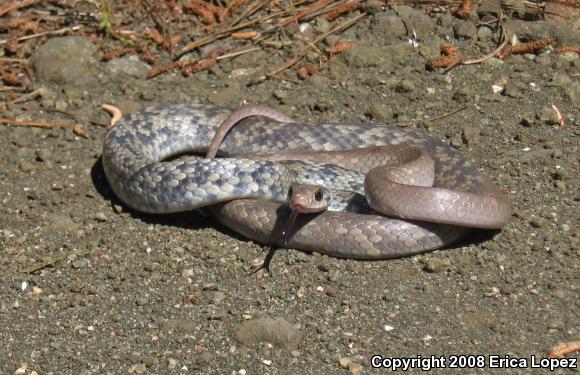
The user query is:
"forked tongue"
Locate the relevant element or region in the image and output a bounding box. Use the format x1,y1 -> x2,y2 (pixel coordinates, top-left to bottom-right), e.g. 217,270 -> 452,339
281,205 -> 302,248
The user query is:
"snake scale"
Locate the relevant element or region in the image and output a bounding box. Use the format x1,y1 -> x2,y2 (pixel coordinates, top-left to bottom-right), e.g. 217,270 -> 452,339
102,104 -> 511,259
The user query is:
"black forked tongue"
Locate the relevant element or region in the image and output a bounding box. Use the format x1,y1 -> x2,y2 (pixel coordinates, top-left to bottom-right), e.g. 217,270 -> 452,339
281,205 -> 301,248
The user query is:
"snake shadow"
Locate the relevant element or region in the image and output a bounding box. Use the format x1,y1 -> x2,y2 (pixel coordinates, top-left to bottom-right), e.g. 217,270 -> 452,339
91,158 -> 246,240
91,158 -> 503,259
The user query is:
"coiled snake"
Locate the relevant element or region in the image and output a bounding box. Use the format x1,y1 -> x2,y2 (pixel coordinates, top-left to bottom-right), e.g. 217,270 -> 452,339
102,104 -> 510,259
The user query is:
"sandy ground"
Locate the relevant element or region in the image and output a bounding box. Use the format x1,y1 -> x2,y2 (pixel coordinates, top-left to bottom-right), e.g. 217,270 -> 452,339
1,3 -> 578,374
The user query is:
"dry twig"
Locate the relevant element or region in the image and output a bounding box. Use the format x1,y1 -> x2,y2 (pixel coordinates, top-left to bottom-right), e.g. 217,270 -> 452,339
548,341 -> 580,358
0,0 -> 35,17
0,26 -> 82,45
278,0 -> 333,26
322,0 -> 359,21
554,45 -> 580,53
499,37 -> 556,59
250,12 -> 366,84
0,118 -> 88,138
451,0 -> 476,18
101,104 -> 123,128
427,43 -> 463,69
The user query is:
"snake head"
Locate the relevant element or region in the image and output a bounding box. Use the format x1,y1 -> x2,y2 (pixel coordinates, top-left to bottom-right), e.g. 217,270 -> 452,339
287,184 -> 333,213
281,184 -> 332,247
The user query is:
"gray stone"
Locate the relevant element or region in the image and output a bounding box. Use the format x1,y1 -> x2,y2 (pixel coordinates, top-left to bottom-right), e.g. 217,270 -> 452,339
71,259 -> 89,269
19,160 -> 36,172
106,56 -> 150,79
453,21 -> 478,39
371,14 -> 407,42
461,124 -> 481,145
163,318 -> 197,333
536,107 -> 560,125
36,148 -> 51,162
423,258 -> 450,273
45,213 -> 80,234
393,5 -> 435,35
452,87 -> 472,103
233,318 -> 300,348
482,57 -> 505,68
477,0 -> 503,20
33,36 -> 101,86
394,79 -> 416,93
563,82 -> 579,106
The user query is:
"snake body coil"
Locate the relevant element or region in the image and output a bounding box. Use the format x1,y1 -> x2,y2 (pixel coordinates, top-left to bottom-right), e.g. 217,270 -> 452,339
102,104 -> 510,259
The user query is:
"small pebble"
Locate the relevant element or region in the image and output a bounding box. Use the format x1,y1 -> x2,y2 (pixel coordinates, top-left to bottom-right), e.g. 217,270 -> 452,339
339,357 -> 353,369
15,281 -> 28,291
326,287 -> 338,297
395,80 -> 416,93
348,362 -> 363,374
71,259 -> 88,269
423,258 -> 449,273
36,148 -> 51,162
19,160 -> 36,172
529,218 -> 545,228
51,181 -> 64,190
547,319 -> 565,331
95,212 -> 108,222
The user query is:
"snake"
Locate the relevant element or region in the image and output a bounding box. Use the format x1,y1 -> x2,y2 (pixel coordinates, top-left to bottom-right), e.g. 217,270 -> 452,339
102,103 -> 511,259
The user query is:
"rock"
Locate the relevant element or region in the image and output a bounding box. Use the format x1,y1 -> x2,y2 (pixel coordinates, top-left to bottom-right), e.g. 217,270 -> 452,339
348,362 -> 363,374
33,36 -> 101,86
71,259 -> 89,269
233,318 -> 300,348
547,319 -> 565,331
196,352 -> 215,367
371,14 -> 407,42
461,124 -> 481,145
343,44 -> 408,70
326,287 -> 338,297
394,80 -> 416,93
129,363 -> 147,374
36,148 -> 51,162
19,160 -> 36,172
340,357 -> 353,368
365,103 -> 390,122
106,56 -> 150,79
163,318 -> 197,333
502,82 -> 525,98
549,72 -> 572,87
452,87 -> 472,103
453,21 -> 477,39
477,26 -> 493,41
536,107 -> 560,125
482,57 -> 505,68
45,213 -> 80,234
393,5 -> 435,35
557,52 -> 578,63
563,82 -> 579,106
506,20 -> 553,43
95,212 -> 108,222
477,0 -> 503,20
423,258 -> 450,273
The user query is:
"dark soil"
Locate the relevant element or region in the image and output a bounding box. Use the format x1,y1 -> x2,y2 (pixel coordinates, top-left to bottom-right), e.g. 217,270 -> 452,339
1,1 -> 578,374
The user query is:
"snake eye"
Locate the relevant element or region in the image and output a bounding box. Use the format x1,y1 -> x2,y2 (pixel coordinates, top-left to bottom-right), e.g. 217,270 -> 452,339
287,187 -> 293,199
314,189 -> 323,202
